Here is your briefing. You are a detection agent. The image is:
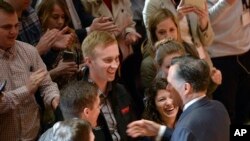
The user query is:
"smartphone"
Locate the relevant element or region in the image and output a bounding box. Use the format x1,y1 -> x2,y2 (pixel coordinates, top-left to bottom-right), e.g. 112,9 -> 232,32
63,51 -> 75,62
184,0 -> 205,9
0,80 -> 7,93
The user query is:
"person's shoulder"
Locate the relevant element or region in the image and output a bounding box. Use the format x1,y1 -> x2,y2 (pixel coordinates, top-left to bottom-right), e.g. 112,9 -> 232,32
15,40 -> 39,56
141,55 -> 154,66
22,6 -> 36,17
210,99 -> 228,110
112,82 -> 131,97
15,40 -> 36,50
38,127 -> 53,141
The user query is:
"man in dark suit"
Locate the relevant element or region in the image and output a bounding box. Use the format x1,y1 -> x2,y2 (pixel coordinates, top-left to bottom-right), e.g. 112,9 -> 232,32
127,56 -> 230,141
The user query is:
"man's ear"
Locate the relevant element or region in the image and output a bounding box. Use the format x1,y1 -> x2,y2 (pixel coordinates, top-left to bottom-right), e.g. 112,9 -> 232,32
184,82 -> 192,95
80,107 -> 89,119
84,56 -> 91,65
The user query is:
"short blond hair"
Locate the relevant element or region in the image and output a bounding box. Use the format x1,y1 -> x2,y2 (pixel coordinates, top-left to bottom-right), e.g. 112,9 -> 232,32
81,31 -> 117,57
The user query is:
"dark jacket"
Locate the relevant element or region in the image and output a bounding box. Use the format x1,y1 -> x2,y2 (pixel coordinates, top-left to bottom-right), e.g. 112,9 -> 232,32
72,0 -> 94,42
82,67 -> 139,141
163,97 -> 230,141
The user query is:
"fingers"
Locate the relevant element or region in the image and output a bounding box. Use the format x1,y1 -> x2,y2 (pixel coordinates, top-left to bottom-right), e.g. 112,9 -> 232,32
193,7 -> 208,18
99,16 -> 113,22
27,69 -> 48,94
36,29 -> 58,54
125,32 -> 141,44
127,120 -> 145,128
53,31 -> 75,49
96,21 -> 118,31
192,7 -> 208,30
211,68 -> 222,85
31,69 -> 48,85
60,26 -> 71,34
127,120 -> 146,138
132,32 -> 142,38
127,127 -> 145,138
56,61 -> 78,75
177,5 -> 194,15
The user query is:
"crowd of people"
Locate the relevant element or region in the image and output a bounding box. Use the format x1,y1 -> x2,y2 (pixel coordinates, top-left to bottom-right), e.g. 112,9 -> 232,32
0,0 -> 249,141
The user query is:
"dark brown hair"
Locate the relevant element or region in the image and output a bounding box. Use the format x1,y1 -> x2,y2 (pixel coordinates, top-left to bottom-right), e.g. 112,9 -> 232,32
0,1 -> 15,14
37,0 -> 71,32
143,78 -> 169,124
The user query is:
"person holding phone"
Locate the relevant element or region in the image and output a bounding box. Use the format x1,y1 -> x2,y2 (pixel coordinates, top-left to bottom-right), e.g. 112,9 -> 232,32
143,0 -> 214,68
37,0 -> 79,88
81,0 -> 141,61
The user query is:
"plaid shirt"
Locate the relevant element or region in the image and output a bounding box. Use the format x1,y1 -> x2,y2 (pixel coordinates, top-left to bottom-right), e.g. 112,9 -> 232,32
17,7 -> 42,46
0,41 -> 60,140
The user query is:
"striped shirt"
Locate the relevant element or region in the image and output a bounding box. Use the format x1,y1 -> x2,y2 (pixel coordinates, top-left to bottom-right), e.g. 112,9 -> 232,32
0,41 -> 60,140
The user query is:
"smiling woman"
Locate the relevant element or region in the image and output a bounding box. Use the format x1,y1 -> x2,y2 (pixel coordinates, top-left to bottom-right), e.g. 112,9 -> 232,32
143,78 -> 180,129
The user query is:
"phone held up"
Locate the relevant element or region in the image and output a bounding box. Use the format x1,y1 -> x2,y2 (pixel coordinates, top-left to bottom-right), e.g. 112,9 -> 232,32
63,51 -> 76,62
184,0 -> 205,9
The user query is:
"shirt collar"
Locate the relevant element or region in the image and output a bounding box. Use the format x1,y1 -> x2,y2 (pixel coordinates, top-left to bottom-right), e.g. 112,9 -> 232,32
183,95 -> 206,111
87,78 -> 112,98
0,45 -> 17,59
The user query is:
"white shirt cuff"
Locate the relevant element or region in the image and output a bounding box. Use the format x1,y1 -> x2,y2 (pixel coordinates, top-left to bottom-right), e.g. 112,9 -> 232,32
86,27 -> 90,34
155,125 -> 167,141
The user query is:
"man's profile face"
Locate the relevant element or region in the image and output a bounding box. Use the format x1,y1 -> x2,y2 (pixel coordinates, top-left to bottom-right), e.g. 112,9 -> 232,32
167,64 -> 184,107
0,10 -> 19,50
88,42 -> 120,83
87,95 -> 101,127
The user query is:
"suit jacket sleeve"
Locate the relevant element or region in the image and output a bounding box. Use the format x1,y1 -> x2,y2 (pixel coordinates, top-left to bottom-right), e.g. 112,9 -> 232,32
170,127 -> 196,141
162,128 -> 174,141
73,0 -> 94,42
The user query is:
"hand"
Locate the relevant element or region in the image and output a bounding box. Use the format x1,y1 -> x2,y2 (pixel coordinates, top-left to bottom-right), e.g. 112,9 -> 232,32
51,60 -> 78,78
191,3 -> 209,31
89,17 -> 119,34
53,26 -> 75,50
127,119 -> 161,138
26,69 -> 47,95
211,67 -> 222,85
125,32 -> 141,45
36,29 -> 59,55
177,0 -> 195,20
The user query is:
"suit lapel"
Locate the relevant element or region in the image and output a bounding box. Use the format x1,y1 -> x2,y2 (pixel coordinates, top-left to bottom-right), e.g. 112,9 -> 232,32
111,1 -> 120,22
98,2 -> 113,18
